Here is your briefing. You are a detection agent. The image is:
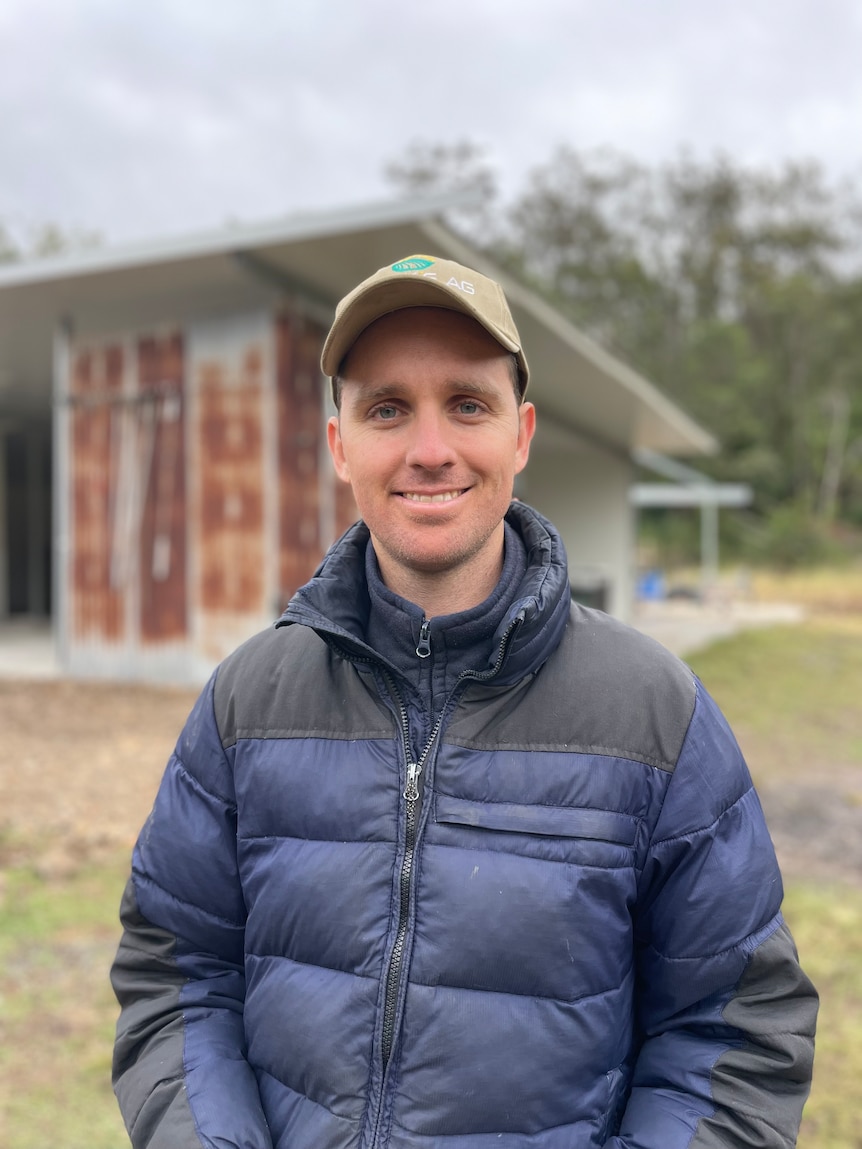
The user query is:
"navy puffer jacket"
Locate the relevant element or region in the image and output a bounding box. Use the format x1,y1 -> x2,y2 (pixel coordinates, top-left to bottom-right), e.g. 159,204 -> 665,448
111,502 -> 816,1149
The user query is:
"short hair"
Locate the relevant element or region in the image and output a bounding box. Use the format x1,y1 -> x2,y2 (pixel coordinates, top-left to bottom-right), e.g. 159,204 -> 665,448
332,352 -> 524,410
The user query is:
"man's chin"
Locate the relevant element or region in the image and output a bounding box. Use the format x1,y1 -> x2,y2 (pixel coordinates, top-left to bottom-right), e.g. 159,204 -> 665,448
384,538 -> 496,578
377,541 -> 473,577
396,552 -> 465,575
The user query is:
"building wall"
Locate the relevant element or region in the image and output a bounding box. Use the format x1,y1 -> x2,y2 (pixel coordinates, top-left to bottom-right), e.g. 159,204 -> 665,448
524,440 -> 636,620
60,307 -> 355,684
138,332 -> 187,645
0,432 -> 6,615
186,313 -> 273,668
68,340 -> 128,644
276,314 -> 329,603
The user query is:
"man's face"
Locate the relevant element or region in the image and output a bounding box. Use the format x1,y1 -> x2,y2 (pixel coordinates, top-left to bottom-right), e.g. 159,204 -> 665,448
327,307 -> 535,604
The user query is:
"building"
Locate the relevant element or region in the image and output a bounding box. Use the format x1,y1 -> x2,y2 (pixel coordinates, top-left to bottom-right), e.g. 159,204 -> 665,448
0,194 -> 714,683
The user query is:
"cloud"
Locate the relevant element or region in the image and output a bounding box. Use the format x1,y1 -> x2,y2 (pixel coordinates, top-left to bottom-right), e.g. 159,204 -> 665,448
0,0 -> 859,242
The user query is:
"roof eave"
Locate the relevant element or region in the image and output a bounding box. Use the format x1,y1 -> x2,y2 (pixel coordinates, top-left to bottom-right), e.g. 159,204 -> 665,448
0,190 -> 475,290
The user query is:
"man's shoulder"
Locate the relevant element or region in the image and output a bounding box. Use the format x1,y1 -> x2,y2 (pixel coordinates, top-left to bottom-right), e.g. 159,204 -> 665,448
451,604 -> 697,773
563,602 -> 695,694
554,604 -> 697,770
219,619 -> 322,677
212,622 -> 391,749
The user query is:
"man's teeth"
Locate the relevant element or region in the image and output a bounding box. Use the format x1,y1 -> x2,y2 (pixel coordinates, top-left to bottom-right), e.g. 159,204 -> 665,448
403,491 -> 462,503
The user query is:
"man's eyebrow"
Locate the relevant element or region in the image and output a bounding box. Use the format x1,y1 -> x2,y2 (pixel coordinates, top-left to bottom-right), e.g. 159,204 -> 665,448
345,379 -> 501,402
446,379 -> 502,396
344,382 -> 409,404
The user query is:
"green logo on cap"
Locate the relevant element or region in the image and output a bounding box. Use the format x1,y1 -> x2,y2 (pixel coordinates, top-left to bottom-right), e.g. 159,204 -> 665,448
391,257 -> 434,273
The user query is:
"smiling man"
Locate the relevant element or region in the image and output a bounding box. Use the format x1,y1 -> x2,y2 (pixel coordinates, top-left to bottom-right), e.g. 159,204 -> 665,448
112,255 -> 817,1149
327,306 -> 535,614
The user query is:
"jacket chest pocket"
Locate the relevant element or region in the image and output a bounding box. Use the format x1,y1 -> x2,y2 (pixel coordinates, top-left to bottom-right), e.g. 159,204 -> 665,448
432,792 -> 639,868
415,793 -> 640,1001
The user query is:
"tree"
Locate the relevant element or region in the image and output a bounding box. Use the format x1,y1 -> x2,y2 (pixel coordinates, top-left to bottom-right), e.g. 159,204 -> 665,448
382,141 -> 862,541
0,219 -> 101,265
384,138 -> 500,245
505,149 -> 862,532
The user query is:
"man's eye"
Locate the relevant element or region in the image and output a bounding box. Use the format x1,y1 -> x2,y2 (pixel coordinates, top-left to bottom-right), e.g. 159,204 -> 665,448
457,400 -> 480,415
373,405 -> 399,420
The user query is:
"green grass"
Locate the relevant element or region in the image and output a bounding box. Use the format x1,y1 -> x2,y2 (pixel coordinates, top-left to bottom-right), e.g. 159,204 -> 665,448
687,621 -> 862,784
689,620 -> 862,1148
0,863 -> 125,953
783,883 -> 862,1149
0,859 -> 130,1149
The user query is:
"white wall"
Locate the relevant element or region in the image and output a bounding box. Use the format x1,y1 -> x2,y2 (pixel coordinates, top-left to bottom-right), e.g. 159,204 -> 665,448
0,433 -> 7,616
522,430 -> 636,620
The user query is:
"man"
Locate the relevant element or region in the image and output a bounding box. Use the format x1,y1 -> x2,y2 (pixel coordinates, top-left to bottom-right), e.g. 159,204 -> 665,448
111,254 -> 817,1149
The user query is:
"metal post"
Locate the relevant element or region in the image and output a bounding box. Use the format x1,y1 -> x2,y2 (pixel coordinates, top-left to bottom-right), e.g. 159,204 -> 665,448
701,501 -> 719,595
52,318 -> 73,670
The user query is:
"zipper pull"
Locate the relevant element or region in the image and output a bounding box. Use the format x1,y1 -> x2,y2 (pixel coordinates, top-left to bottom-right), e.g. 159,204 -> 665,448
416,618 -> 431,659
404,760 -> 421,802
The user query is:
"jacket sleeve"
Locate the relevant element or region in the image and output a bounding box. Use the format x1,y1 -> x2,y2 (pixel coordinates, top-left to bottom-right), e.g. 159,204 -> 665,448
110,672 -> 272,1149
606,682 -> 818,1149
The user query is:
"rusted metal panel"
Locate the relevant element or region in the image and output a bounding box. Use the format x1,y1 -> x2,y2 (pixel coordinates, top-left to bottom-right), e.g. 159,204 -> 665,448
69,343 -> 127,641
66,327 -> 189,673
62,306 -> 356,681
196,349 -> 264,609
188,314 -> 273,663
137,333 -> 187,643
276,314 -> 331,601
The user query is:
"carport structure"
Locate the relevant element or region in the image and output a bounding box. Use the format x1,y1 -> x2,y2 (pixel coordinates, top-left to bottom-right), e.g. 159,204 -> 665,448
0,194 -> 714,682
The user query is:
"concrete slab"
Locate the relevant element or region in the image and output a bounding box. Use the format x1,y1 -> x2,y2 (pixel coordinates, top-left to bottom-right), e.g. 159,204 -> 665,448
0,618 -> 61,678
632,599 -> 806,658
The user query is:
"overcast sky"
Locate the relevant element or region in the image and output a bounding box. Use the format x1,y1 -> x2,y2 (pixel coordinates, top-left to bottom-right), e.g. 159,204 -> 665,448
2,0 -> 860,247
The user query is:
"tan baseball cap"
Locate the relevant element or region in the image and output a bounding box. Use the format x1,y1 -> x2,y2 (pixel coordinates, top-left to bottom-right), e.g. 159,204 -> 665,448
320,253 -> 529,396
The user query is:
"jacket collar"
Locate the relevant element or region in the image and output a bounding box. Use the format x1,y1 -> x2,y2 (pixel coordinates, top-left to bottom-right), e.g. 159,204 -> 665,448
278,501 -> 571,686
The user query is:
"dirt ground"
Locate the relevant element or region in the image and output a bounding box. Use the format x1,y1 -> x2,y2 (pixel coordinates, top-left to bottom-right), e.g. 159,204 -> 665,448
0,665 -> 859,886
0,677 -> 199,876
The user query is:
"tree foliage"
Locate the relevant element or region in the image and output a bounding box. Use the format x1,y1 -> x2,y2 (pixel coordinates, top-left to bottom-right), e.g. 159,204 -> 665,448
0,220 -> 101,265
385,142 -> 862,543
385,138 -> 499,245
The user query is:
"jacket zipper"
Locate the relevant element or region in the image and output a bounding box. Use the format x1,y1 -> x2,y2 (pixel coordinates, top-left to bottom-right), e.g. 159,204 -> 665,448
368,611 -> 525,1148
379,678 -> 445,1067
380,613 -> 526,1064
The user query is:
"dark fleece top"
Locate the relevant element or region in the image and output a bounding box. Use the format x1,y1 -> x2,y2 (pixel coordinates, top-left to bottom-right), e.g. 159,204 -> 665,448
363,522 -> 528,720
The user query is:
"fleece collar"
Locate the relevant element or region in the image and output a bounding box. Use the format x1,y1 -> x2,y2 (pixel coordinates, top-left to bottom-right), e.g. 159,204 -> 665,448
279,501 -> 571,687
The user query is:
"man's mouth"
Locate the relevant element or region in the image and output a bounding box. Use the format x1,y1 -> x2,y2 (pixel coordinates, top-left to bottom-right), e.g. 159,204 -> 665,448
400,490 -> 465,504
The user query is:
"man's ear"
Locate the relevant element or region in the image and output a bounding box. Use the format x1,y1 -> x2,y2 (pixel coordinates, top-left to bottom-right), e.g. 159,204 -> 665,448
515,402 -> 536,474
327,415 -> 351,482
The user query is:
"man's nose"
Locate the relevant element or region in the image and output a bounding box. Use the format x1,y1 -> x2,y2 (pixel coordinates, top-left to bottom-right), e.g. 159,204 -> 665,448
404,409 -> 457,469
